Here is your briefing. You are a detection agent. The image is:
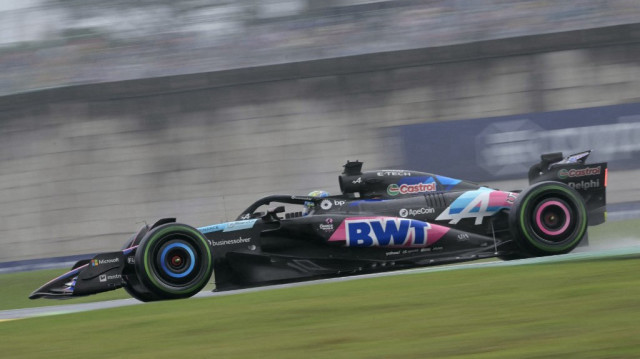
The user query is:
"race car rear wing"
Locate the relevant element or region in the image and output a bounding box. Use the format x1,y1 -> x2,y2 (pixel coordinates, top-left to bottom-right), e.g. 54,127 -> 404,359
528,150 -> 607,225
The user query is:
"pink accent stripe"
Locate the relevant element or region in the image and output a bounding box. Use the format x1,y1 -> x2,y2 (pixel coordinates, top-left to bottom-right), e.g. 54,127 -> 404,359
535,201 -> 570,236
488,191 -> 517,208
426,223 -> 450,244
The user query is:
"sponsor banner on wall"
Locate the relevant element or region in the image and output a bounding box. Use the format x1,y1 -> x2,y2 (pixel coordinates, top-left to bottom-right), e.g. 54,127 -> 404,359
398,103 -> 640,181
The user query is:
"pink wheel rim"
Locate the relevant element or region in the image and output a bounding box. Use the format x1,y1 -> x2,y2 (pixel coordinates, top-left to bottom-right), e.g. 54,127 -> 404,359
535,200 -> 570,236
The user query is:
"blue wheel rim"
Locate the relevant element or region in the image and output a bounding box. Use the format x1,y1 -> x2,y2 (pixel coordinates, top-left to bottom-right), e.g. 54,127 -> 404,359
160,243 -> 195,278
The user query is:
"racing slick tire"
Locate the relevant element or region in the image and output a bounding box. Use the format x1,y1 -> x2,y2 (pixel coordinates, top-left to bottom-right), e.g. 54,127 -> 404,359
134,223 -> 213,300
509,181 -> 588,257
120,226 -> 163,302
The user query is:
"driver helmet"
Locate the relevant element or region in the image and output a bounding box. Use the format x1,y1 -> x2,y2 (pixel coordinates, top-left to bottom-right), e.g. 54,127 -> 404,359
303,190 -> 330,216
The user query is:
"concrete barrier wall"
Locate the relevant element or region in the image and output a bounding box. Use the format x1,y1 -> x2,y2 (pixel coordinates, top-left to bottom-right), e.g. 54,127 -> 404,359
2,24 -> 640,261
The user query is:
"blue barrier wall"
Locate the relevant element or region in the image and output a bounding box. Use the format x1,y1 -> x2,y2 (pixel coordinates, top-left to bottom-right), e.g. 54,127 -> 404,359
399,103 -> 640,181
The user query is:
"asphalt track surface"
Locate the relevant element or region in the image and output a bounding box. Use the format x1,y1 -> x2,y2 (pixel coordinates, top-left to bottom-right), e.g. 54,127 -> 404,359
2,245 -> 639,322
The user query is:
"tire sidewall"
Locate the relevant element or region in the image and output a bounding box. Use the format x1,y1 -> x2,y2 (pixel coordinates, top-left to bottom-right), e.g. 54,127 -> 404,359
510,182 -> 588,256
121,227 -> 162,302
135,223 -> 212,299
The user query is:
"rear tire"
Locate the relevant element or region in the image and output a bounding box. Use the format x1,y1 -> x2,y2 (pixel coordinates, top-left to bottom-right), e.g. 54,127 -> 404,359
134,223 -> 213,300
509,181 -> 588,256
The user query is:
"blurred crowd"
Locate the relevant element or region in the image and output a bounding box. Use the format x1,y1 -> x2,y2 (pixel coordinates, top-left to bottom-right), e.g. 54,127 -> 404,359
1,0 -> 638,96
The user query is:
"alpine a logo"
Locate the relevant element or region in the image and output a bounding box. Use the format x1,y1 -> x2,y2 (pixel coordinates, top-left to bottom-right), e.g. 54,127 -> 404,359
436,189 -> 516,225
345,218 -> 433,247
557,166 -> 601,179
387,182 -> 436,196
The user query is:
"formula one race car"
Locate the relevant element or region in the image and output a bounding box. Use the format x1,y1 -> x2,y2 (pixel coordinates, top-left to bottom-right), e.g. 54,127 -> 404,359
31,150 -> 607,302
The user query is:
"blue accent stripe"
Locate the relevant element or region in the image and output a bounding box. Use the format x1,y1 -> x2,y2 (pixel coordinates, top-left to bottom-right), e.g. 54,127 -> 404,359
160,243 -> 195,279
436,175 -> 461,186
198,219 -> 257,234
448,188 -> 493,214
436,175 -> 462,190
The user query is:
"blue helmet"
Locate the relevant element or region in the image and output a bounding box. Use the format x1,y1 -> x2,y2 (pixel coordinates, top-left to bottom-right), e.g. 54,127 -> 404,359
303,190 -> 330,216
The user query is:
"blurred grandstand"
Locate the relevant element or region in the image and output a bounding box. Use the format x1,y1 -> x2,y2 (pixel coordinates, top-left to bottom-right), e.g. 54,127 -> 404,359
2,0 -> 640,263
1,0 -> 639,96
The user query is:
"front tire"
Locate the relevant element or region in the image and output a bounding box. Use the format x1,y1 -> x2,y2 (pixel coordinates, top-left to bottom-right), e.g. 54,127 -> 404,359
134,223 -> 213,300
121,225 -> 163,302
509,181 -> 588,256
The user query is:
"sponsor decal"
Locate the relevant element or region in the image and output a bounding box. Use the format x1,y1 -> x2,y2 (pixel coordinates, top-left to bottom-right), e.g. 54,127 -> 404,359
321,199 -> 346,210
457,233 -> 470,241
436,188 -> 516,225
341,218 -> 449,247
319,218 -> 334,232
387,182 -> 436,196
377,170 -> 413,177
209,237 -> 251,247
346,218 -> 430,247
328,216 -> 450,247
291,196 -> 315,201
568,179 -> 600,190
352,177 -> 362,184
198,219 -> 257,234
558,166 -> 601,179
240,213 -> 251,220
127,257 -> 135,265
399,207 -> 435,217
99,274 -> 122,283
91,258 -> 119,266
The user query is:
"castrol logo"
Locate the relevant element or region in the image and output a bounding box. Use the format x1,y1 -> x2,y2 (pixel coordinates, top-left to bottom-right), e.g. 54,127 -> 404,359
387,182 -> 437,196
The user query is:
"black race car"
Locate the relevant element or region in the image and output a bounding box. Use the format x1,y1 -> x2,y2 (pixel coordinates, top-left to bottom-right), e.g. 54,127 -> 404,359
31,150 -> 607,302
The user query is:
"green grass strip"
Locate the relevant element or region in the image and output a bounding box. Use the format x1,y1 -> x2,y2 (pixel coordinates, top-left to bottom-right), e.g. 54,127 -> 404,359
2,256 -> 640,358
